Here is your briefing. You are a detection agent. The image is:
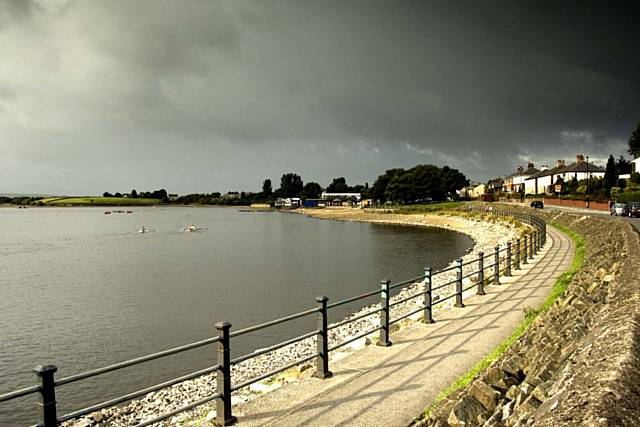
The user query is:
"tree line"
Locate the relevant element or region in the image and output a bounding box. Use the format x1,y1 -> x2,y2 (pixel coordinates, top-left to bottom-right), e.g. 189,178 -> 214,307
165,164 -> 468,206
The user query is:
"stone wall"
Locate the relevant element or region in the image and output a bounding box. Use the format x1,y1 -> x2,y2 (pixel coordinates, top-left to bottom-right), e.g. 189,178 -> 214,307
416,210 -> 640,427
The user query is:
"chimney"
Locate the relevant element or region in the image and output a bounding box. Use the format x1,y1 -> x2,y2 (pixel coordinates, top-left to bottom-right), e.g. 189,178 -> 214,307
556,159 -> 565,168
576,154 -> 585,163
540,164 -> 549,171
527,162 -> 534,169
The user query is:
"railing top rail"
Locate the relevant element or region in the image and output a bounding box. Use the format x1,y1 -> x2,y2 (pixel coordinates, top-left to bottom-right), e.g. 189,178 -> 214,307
56,335 -> 221,387
230,306 -> 318,338
0,385 -> 39,403
327,288 -> 380,309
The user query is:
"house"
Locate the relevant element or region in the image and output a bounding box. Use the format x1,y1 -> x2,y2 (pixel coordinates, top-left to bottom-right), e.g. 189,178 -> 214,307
168,193 -> 179,201
525,161 -> 565,195
524,155 -> 606,194
504,163 -> 540,194
470,183 -> 486,198
486,178 -> 504,193
554,154 -> 605,183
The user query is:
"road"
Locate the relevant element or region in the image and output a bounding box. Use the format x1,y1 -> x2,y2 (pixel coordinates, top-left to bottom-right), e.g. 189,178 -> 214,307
542,204 -> 640,232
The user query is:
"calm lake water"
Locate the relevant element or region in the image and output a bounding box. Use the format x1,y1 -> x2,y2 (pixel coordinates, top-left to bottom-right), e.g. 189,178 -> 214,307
0,207 -> 473,425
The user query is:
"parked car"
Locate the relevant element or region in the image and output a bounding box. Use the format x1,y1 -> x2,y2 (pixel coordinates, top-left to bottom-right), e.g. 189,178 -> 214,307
610,202 -> 628,216
530,201 -> 544,209
627,202 -> 640,218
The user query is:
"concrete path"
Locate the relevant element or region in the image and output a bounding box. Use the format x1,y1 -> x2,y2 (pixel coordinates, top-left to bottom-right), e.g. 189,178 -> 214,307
234,226 -> 574,427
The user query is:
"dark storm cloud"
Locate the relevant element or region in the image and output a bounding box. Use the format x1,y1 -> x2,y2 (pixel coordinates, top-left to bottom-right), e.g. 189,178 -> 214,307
0,0 -> 639,194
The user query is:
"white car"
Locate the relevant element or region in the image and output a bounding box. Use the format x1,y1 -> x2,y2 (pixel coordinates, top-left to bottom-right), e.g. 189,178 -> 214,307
610,203 -> 627,216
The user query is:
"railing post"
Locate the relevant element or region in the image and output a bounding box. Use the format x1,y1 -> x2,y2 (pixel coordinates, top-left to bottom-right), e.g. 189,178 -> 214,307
378,280 -> 392,346
494,246 -> 501,285
538,228 -> 542,250
515,238 -> 521,270
531,231 -> 535,255
529,232 -> 534,259
34,365 -> 57,427
477,252 -> 485,295
539,228 -> 543,249
215,322 -> 237,426
313,296 -> 333,379
454,259 -> 464,308
423,268 -> 434,324
506,242 -> 512,276
532,231 -> 538,255
523,235 -> 528,265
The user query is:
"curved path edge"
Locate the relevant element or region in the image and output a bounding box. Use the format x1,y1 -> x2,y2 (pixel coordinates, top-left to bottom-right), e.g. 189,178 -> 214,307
231,226 -> 574,427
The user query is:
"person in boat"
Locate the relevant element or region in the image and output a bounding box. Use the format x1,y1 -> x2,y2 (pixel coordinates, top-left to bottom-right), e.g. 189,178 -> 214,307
138,225 -> 147,233
187,224 -> 196,232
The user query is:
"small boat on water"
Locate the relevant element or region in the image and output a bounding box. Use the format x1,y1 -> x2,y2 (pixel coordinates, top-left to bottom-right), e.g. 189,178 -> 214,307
181,224 -> 207,233
104,211 -> 111,214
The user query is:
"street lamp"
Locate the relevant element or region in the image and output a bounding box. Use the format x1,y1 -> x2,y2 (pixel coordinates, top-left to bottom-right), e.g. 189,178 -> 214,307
586,155 -> 590,209
517,165 -> 524,203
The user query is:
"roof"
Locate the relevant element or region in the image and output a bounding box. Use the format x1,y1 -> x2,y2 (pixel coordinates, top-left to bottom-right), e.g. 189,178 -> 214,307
525,165 -> 564,180
506,166 -> 540,178
560,161 -> 605,173
525,162 -> 605,180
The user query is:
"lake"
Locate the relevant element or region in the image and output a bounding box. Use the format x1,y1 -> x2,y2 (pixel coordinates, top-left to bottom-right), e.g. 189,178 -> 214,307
0,207 -> 473,425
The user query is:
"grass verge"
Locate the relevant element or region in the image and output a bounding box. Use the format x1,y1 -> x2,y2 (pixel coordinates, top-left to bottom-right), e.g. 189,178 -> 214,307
40,197 -> 161,206
394,202 -> 464,214
418,220 -> 585,420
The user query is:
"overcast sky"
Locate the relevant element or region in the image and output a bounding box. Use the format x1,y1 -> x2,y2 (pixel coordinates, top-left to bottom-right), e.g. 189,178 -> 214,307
1,0 -> 639,195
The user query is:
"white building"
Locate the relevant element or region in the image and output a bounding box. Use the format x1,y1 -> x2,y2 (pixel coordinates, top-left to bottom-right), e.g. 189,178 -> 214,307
504,163 -> 540,194
320,192 -> 362,201
525,155 -> 606,194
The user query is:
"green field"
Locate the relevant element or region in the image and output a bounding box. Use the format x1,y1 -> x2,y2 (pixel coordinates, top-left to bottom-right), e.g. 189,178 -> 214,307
40,197 -> 161,206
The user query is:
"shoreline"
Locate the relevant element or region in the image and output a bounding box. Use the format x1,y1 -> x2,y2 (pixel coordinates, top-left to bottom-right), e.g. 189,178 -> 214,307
65,208 -> 522,427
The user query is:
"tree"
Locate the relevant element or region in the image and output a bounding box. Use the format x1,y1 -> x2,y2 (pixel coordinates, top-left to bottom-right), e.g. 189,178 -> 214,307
131,189 -> 138,198
371,168 -> 405,202
114,192 -> 122,198
616,156 -> 632,175
629,122 -> 640,158
440,166 -> 469,196
103,192 -> 112,197
301,182 -> 322,199
326,177 -> 349,193
262,179 -> 272,198
567,177 -> 578,195
278,173 -> 303,197
377,164 -> 468,203
604,154 -> 617,195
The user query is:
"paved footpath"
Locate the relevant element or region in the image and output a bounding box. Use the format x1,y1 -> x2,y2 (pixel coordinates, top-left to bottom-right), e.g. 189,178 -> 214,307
234,226 -> 574,427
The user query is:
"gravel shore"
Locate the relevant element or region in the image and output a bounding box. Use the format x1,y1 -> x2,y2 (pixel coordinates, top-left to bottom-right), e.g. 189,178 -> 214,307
66,208 -> 522,427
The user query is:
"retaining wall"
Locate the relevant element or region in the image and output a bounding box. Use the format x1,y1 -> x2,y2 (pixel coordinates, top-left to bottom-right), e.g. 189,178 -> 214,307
416,210 -> 640,426
542,198 -> 610,212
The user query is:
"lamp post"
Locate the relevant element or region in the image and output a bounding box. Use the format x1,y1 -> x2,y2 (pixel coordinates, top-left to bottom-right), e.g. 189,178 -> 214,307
586,155 -> 590,209
517,165 -> 524,203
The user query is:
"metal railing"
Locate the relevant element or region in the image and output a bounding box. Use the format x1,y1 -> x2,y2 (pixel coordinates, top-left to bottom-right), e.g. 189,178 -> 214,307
0,209 -> 546,427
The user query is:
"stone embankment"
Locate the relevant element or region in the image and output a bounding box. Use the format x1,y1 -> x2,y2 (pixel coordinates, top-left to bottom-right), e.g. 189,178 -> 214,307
65,210 -> 521,427
416,210 -> 640,427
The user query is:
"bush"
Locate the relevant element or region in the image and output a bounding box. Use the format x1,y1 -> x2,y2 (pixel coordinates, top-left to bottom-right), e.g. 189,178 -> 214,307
615,191 -> 640,203
631,172 -> 640,184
